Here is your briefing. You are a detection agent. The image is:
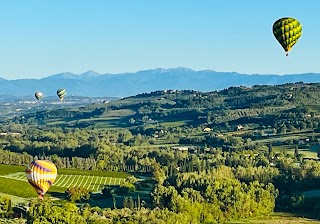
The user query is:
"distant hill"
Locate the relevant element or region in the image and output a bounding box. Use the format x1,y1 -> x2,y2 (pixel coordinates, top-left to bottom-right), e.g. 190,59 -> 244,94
1,68 -> 320,97
11,83 -> 320,131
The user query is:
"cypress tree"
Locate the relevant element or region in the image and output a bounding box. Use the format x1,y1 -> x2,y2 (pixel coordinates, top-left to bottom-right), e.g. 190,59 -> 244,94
137,195 -> 141,209
268,142 -> 273,159
294,145 -> 299,159
112,194 -> 117,209
128,197 -> 134,210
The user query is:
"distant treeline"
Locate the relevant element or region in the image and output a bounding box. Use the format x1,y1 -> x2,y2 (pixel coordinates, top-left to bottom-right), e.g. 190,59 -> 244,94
0,149 -> 151,173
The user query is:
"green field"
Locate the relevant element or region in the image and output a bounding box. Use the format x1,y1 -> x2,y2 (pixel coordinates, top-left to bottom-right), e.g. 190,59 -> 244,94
0,164 -> 26,175
58,169 -> 130,178
273,145 -> 319,159
0,164 -> 129,177
1,172 -> 125,194
160,120 -> 192,127
0,165 -> 127,198
0,177 -> 38,198
230,212 -> 320,224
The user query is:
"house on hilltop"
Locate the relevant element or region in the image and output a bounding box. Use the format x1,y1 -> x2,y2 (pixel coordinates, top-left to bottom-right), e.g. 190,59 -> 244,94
172,146 -> 189,151
298,138 -> 310,145
237,125 -> 244,131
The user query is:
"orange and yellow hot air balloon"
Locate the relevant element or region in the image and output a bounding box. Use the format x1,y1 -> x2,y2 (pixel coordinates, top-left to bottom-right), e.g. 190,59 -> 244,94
25,160 -> 57,199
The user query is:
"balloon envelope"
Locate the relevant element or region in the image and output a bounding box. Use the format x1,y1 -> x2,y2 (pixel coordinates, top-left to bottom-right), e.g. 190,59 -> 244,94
272,17 -> 302,56
57,89 -> 67,100
25,160 -> 57,199
35,92 -> 43,100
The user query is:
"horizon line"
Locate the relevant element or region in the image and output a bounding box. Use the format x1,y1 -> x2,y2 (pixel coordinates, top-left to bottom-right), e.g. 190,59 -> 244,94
0,67 -> 319,81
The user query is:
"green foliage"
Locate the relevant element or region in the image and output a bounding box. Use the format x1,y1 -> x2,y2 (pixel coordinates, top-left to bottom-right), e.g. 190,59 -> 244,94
27,199 -> 85,224
58,169 -> 129,178
65,187 -> 90,203
0,196 -> 13,218
0,164 -> 26,175
234,166 -> 280,184
125,176 -> 137,184
1,83 -> 320,222
123,196 -> 134,209
0,177 -> 38,198
276,194 -> 320,212
151,162 -> 166,185
116,182 -> 136,195
101,186 -> 115,198
152,167 -> 278,221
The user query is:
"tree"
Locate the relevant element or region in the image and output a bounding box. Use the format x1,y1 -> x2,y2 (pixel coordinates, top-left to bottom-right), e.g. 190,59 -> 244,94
151,162 -> 166,185
113,194 -> 117,209
118,130 -> 133,143
128,196 -> 134,209
27,198 -> 85,223
268,142 -> 273,159
123,197 -> 129,208
142,115 -> 150,124
137,195 -> 141,209
294,145 -> 299,158
0,196 -> 12,218
65,187 -> 90,202
102,186 -> 115,198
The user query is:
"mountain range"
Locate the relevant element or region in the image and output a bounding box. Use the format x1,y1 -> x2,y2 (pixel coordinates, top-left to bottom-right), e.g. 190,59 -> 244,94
0,68 -> 320,98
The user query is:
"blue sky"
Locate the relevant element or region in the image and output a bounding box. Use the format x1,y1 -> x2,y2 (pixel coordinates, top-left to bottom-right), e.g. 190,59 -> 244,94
0,0 -> 319,79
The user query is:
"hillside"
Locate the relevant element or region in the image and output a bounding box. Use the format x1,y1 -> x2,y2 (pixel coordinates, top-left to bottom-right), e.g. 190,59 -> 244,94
11,82 -> 320,134
0,68 -> 320,97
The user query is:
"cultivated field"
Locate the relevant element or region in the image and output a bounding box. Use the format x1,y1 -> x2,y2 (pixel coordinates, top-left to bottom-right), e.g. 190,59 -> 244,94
0,165 -> 127,198
1,172 -> 125,193
230,212 -> 320,224
0,164 -> 26,175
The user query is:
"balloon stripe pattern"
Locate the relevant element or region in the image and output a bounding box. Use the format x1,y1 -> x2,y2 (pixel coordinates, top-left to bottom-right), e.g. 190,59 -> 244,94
57,88 -> 67,101
273,17 -> 302,55
25,160 -> 57,198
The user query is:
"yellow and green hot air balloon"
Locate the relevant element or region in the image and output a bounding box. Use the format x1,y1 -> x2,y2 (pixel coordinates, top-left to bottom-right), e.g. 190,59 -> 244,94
25,160 -> 57,199
272,17 -> 302,56
57,88 -> 67,101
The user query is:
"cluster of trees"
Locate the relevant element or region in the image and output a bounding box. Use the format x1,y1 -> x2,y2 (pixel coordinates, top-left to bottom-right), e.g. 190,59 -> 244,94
25,166 -> 278,223
0,148 -> 152,173
65,187 -> 90,203
26,198 -> 209,224
14,107 -> 106,125
0,196 -> 12,218
27,199 -> 87,224
2,135 -> 320,197
152,166 -> 278,222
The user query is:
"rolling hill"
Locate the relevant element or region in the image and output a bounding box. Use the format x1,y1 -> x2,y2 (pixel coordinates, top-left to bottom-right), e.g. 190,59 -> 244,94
12,82 -> 320,133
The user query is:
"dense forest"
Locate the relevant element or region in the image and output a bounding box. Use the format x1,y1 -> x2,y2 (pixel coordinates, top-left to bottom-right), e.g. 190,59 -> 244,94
1,83 -> 320,223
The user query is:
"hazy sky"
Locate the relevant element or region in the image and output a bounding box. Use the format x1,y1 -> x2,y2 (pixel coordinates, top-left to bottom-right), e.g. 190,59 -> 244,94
0,0 -> 319,79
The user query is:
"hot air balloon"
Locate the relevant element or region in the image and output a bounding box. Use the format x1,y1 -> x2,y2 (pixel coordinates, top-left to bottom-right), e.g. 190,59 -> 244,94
35,91 -> 43,100
273,17 -> 302,56
25,160 -> 57,199
57,88 -> 67,101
